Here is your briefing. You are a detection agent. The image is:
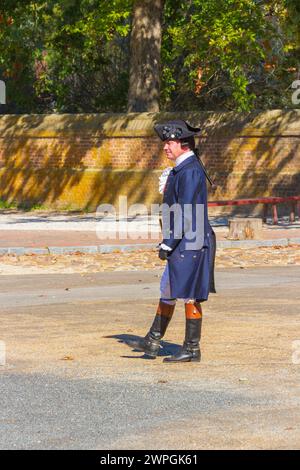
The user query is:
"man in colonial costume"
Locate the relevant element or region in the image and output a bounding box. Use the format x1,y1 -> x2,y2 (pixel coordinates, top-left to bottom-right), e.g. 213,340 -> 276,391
136,120 -> 216,363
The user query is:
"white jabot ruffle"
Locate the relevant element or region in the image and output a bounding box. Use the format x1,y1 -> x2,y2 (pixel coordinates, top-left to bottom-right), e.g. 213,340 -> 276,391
158,167 -> 173,194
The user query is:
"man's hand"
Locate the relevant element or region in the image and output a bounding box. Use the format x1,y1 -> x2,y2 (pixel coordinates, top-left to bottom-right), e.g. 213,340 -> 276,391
157,243 -> 172,261
158,248 -> 170,261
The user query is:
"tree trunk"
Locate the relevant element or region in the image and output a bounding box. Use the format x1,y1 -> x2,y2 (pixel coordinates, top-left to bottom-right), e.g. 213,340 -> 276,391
127,0 -> 164,112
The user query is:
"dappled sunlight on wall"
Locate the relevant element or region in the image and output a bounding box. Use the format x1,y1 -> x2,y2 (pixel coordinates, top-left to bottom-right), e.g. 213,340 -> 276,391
0,111 -> 299,211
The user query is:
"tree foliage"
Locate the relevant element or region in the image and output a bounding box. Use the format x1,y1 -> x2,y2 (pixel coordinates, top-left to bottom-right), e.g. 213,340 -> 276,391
162,0 -> 269,111
0,0 -> 299,113
0,0 -> 132,112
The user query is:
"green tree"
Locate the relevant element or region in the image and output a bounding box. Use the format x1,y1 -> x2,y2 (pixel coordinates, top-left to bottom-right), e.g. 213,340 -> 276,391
0,1 -> 43,112
0,0 -> 132,113
161,0 -> 272,111
38,0 -> 132,112
0,0 -> 299,113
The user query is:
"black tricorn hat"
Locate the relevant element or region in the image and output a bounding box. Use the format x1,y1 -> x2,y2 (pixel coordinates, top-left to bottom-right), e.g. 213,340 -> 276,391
154,119 -> 200,141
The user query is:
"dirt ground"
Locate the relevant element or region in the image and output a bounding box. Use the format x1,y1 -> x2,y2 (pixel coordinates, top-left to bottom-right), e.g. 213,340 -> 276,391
0,252 -> 300,448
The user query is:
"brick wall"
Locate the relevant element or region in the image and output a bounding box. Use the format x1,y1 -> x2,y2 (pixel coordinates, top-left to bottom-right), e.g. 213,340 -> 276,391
0,111 -> 299,213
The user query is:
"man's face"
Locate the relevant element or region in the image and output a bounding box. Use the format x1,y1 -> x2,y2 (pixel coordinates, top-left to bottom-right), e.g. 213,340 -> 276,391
163,139 -> 186,161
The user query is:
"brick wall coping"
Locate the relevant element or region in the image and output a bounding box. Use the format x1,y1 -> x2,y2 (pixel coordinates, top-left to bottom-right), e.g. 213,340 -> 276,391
0,110 -> 299,138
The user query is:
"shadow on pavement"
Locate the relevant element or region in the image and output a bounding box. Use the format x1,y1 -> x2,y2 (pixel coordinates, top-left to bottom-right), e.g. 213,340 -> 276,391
104,333 -> 181,359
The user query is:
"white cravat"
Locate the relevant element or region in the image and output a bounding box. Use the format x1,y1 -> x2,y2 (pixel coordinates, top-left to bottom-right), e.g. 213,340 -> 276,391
159,151 -> 195,195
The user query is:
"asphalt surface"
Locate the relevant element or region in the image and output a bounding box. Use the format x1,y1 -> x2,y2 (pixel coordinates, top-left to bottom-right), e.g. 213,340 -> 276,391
1,266 -> 300,449
1,267 -> 300,308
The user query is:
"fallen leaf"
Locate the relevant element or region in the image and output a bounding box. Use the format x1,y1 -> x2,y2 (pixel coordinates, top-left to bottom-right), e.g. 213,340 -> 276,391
61,355 -> 74,361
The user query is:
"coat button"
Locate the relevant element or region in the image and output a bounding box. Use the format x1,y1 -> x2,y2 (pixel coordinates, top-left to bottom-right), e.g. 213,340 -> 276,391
180,254 -> 184,258
193,255 -> 197,258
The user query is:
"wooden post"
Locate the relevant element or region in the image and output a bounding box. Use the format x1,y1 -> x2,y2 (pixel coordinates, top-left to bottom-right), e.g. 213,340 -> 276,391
228,218 -> 263,240
290,202 -> 295,223
272,204 -> 278,225
263,204 -> 268,223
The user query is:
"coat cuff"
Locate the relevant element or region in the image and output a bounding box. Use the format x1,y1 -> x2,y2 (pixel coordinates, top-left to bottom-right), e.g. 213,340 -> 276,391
160,243 -> 172,251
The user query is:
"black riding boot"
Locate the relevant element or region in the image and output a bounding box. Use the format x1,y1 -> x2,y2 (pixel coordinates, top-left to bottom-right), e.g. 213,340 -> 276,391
135,301 -> 175,357
163,315 -> 202,363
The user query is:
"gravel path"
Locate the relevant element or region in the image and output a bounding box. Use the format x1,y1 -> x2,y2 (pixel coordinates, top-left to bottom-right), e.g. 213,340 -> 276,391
0,244 -> 299,275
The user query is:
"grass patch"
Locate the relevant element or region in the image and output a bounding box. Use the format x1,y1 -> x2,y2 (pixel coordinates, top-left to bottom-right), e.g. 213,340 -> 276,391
0,199 -> 93,213
0,199 -> 17,209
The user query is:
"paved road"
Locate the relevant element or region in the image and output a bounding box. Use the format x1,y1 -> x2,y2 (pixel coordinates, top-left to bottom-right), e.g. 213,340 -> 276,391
1,266 -> 300,308
1,267 -> 300,449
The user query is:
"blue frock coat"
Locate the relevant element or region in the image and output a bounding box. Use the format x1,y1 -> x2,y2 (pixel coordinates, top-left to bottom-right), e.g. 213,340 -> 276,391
162,154 -> 216,301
